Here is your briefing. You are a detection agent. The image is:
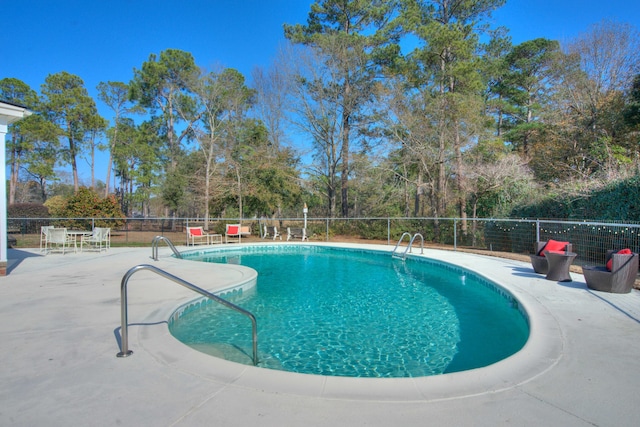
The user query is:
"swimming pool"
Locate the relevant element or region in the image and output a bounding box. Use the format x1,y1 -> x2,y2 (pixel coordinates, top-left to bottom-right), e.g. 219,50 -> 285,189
172,245 -> 529,378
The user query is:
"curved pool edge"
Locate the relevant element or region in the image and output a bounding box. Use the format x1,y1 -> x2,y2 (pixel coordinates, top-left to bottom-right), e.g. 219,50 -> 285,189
140,242 -> 564,402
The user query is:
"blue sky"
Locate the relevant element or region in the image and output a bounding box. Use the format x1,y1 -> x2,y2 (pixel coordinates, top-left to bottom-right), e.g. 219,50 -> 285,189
3,0 -> 640,185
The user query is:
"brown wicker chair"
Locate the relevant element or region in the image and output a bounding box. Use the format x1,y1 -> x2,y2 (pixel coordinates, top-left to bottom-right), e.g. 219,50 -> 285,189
530,241 -> 572,274
582,250 -> 639,294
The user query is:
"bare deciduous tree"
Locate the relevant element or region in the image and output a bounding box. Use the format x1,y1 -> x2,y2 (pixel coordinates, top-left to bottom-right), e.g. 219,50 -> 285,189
550,20 -> 640,179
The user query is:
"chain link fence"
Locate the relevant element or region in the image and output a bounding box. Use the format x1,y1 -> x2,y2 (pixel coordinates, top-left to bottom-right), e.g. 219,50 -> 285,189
7,216 -> 640,267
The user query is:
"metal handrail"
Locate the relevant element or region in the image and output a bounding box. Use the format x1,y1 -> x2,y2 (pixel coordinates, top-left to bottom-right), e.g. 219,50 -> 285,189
392,232 -> 424,259
409,233 -> 424,255
116,264 -> 259,366
151,235 -> 182,261
392,232 -> 412,258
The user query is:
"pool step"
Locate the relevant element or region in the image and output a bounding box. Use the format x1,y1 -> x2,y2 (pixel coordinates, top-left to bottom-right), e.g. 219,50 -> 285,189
189,342 -> 255,365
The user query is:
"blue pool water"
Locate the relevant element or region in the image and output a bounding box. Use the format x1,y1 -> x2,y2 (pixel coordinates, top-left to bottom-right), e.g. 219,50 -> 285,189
171,246 -> 529,378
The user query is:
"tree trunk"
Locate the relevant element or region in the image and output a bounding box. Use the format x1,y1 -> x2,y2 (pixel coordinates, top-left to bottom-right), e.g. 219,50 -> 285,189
235,166 -> 243,220
71,150 -> 79,193
104,151 -> 114,197
414,172 -> 423,217
404,165 -> 411,217
66,117 -> 80,193
204,160 -> 211,230
341,79 -> 351,218
104,125 -> 118,197
454,121 -> 467,236
90,135 -> 96,190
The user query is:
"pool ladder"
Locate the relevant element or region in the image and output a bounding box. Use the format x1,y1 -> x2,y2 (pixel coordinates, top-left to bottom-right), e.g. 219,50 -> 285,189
151,235 -> 182,261
392,232 -> 424,260
116,264 -> 259,366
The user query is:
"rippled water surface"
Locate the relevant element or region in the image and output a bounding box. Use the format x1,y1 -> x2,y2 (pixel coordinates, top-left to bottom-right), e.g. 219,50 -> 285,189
171,246 -> 528,378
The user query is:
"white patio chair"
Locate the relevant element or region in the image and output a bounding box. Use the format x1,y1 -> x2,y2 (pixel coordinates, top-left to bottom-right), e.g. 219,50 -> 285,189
263,225 -> 281,240
101,227 -> 111,249
46,228 -> 74,254
40,226 -> 54,253
187,226 -> 208,245
225,224 -> 242,243
81,227 -> 107,252
286,227 -> 308,241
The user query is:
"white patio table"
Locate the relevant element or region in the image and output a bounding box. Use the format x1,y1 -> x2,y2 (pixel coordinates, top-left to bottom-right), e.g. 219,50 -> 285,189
66,230 -> 92,252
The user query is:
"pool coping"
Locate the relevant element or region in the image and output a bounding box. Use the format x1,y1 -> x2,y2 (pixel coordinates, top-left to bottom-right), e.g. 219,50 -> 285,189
4,243 -> 640,425
139,242 -> 564,402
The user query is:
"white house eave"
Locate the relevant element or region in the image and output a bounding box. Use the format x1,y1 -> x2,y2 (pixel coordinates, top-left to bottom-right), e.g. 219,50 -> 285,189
0,101 -> 33,125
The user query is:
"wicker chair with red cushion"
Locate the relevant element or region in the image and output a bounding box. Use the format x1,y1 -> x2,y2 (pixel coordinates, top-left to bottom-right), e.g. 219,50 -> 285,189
530,240 -> 572,274
583,249 -> 638,293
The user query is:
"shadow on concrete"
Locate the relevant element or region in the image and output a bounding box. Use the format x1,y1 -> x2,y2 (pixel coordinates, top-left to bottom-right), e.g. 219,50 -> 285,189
6,249 -> 43,275
113,322 -> 168,355
507,265 -> 541,279
586,289 -> 640,324
507,262 -> 640,324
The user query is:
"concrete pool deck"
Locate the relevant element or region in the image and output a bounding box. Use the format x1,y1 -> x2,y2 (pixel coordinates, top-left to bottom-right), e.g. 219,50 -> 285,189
1,243 -> 639,426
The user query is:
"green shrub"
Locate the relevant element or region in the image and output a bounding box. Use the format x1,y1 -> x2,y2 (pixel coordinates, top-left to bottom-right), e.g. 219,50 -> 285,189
510,176 -> 640,221
7,203 -> 50,218
43,195 -> 67,217
7,203 -> 50,233
57,187 -> 126,230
